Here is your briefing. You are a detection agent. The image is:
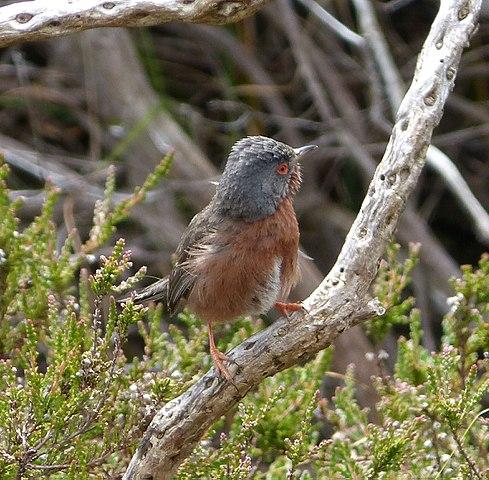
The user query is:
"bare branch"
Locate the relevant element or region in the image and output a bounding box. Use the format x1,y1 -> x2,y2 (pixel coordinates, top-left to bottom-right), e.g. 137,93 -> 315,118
426,146 -> 489,243
270,3 -> 459,287
296,0 -> 365,48
352,0 -> 489,244
0,0 -> 269,48
123,0 -> 482,478
351,0 -> 404,108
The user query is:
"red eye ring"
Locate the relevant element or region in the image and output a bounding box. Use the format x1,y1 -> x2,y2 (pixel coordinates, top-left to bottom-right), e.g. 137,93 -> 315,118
276,163 -> 289,176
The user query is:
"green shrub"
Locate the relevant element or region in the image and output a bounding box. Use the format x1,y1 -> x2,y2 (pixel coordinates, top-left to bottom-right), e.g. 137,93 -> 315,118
0,159 -> 488,479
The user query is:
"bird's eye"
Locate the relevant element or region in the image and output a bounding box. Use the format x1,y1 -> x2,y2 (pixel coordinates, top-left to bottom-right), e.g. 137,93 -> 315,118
276,163 -> 289,176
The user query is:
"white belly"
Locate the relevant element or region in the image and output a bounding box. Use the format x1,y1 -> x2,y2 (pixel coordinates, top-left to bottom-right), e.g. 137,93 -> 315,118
249,256 -> 281,315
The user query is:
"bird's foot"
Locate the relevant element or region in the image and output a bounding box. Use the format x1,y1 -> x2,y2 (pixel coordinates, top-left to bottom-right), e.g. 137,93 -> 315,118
210,345 -> 237,386
274,302 -> 304,318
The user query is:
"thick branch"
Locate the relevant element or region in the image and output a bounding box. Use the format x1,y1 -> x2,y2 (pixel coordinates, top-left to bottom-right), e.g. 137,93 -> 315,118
123,0 -> 481,478
0,0 -> 268,48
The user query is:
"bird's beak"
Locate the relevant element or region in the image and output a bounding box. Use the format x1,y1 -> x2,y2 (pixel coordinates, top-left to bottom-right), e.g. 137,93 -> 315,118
293,144 -> 318,157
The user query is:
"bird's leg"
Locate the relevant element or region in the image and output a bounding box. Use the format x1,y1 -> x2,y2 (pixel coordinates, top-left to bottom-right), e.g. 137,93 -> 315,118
274,301 -> 303,318
207,322 -> 234,383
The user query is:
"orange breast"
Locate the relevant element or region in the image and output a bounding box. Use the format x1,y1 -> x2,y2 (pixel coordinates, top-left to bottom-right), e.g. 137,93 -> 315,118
187,197 -> 300,323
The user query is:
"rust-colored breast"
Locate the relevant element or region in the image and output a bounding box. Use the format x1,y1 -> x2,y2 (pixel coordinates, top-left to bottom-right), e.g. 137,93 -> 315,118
187,197 -> 300,323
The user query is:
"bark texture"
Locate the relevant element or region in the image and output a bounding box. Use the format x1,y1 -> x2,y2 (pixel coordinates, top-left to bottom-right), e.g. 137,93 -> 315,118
0,0 -> 269,48
123,0 -> 482,478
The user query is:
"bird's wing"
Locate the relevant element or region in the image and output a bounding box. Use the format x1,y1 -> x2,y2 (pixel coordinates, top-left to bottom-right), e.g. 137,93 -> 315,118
118,205 -> 222,310
167,205 -> 221,314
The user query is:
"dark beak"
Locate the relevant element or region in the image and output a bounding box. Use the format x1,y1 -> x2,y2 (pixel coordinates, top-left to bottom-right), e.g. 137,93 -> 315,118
293,144 -> 318,157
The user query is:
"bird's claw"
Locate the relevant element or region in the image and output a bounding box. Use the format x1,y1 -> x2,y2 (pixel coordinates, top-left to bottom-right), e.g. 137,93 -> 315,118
210,346 -> 238,388
274,302 -> 305,318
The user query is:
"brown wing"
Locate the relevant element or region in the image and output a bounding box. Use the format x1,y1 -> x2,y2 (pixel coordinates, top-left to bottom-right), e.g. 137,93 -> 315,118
167,205 -> 221,314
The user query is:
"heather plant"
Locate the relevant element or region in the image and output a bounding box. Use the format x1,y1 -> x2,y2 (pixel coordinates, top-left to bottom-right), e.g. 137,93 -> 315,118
0,158 -> 488,479
365,242 -> 420,343
0,156 -> 179,479
176,254 -> 489,479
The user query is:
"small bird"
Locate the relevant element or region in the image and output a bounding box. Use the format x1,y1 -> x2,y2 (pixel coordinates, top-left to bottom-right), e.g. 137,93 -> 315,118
128,136 -> 317,381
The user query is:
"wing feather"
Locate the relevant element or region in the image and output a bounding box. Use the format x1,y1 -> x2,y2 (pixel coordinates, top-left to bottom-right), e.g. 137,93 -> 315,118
167,205 -> 221,313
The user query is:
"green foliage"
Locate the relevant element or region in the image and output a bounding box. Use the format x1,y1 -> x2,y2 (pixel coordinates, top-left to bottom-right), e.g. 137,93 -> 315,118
0,157 -> 179,479
1,156 -> 488,479
84,153 -> 172,253
443,254 -> 489,368
177,244 -> 489,479
365,243 -> 420,343
177,349 -> 332,480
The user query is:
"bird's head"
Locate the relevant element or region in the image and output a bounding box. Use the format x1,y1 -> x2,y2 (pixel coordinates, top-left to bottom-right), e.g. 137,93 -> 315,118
215,136 -> 317,222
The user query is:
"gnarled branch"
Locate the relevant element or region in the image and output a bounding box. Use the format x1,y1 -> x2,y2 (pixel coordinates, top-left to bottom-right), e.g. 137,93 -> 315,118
0,0 -> 268,48
352,0 -> 489,245
123,0 -> 482,478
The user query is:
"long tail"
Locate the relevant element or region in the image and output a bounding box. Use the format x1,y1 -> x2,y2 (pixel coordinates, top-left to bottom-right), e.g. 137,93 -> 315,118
118,276 -> 169,304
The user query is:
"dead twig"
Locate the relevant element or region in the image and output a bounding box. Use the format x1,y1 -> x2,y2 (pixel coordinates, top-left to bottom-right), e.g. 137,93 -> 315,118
0,0 -> 270,48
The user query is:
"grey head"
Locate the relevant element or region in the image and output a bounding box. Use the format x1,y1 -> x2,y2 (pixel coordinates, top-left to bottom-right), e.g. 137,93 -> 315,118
214,136 -> 317,222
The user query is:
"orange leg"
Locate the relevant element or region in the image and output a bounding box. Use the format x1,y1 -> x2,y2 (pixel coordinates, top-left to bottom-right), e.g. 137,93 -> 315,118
275,302 -> 303,318
207,322 -> 234,384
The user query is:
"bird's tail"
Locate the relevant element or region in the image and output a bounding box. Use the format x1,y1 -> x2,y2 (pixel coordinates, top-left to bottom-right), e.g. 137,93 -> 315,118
118,276 -> 169,305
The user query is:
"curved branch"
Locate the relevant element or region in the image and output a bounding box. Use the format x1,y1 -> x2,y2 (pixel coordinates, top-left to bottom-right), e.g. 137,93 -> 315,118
123,0 -> 482,478
0,0 -> 268,48
352,0 -> 489,245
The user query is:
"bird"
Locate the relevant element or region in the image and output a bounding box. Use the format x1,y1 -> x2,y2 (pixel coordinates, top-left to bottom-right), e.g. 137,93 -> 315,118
125,136 -> 317,382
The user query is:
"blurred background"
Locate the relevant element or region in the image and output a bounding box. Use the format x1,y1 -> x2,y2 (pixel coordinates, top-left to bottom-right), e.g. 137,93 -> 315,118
0,0 -> 488,405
